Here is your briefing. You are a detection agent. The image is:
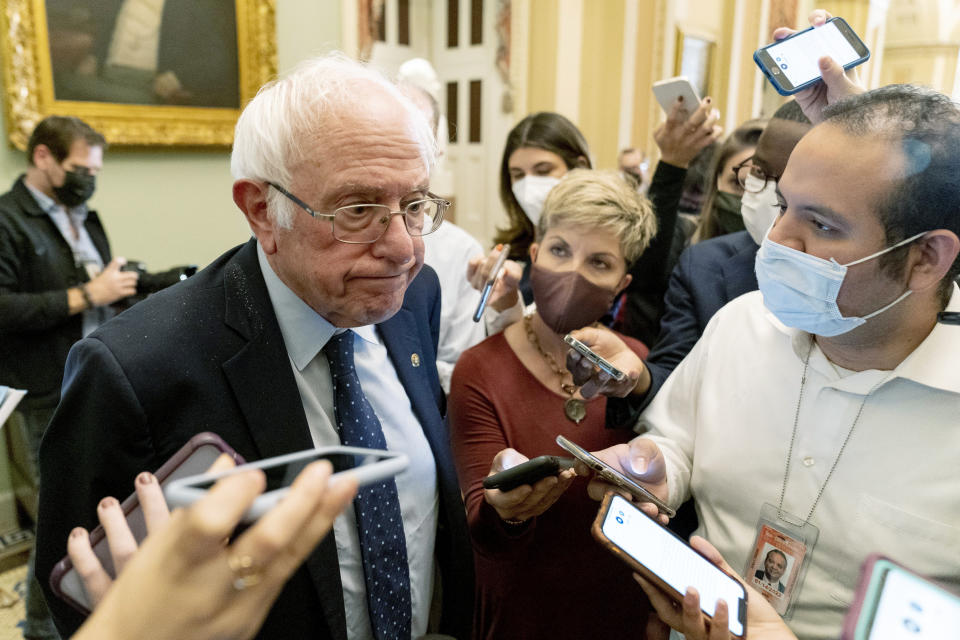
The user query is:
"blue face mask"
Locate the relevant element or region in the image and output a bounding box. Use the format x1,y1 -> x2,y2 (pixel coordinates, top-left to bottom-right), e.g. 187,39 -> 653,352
755,231 -> 927,337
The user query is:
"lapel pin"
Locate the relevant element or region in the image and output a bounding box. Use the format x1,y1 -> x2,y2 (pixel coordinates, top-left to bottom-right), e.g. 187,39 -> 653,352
410,353 -> 421,367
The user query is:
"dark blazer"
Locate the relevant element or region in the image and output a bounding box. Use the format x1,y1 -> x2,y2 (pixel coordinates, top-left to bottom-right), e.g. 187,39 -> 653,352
36,239 -> 473,639
0,176 -> 111,408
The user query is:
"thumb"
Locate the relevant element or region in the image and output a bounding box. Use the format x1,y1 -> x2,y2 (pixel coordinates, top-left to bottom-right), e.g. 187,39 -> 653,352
818,56 -> 847,86
106,256 -> 127,271
624,438 -> 666,482
491,448 -> 528,473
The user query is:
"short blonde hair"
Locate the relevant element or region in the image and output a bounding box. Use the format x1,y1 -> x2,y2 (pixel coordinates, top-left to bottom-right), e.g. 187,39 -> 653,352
537,169 -> 657,265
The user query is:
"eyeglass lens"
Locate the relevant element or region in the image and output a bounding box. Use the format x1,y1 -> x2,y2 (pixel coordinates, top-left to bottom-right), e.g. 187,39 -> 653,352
333,200 -> 443,242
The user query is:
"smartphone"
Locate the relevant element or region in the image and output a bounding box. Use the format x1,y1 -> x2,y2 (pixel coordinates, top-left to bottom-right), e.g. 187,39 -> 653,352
754,17 -> 870,96
49,432 -> 244,615
164,445 -> 409,521
652,76 -> 701,118
564,334 -> 626,382
482,455 -> 575,492
842,554 -> 960,640
556,434 -> 675,518
594,493 -> 747,637
472,243 -> 511,322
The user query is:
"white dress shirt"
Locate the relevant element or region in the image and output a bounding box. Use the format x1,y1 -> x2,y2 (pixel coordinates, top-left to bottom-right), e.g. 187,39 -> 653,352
422,220 -> 486,392
640,286 -> 960,640
258,245 -> 439,640
106,0 -> 167,72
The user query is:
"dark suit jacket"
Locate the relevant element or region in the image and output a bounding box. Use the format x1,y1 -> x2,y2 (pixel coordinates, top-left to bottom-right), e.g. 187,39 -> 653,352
36,239 -> 473,639
0,176 -> 111,408
754,570 -> 786,594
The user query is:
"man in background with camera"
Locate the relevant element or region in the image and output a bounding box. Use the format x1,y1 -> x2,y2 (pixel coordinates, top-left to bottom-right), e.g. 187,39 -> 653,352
0,115 -> 136,640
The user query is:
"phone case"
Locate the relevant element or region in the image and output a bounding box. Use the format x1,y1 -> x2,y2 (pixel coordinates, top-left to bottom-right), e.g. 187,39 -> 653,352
591,493 -> 747,638
49,432 -> 243,615
482,456 -> 574,492
651,76 -> 701,115
754,17 -> 870,96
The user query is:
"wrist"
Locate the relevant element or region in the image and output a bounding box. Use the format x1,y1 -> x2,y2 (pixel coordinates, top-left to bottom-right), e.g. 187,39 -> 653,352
80,283 -> 96,309
657,156 -> 689,169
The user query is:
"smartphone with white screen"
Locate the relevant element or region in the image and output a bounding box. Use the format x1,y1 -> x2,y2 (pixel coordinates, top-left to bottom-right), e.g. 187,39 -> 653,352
556,434 -> 675,518
652,76 -> 701,118
842,555 -> 960,640
164,446 -> 408,522
49,432 -> 244,615
564,334 -> 626,382
594,493 -> 747,637
754,17 -> 869,95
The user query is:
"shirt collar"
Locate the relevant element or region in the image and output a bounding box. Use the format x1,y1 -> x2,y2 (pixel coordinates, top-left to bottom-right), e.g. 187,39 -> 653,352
256,243 -> 379,371
767,283 -> 960,395
24,180 -> 87,218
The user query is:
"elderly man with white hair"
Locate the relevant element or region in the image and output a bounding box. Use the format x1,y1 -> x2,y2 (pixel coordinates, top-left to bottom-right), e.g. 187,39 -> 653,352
35,53 -> 474,640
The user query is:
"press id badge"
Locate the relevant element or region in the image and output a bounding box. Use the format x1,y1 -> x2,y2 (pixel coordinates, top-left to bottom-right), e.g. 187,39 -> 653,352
744,503 -> 819,618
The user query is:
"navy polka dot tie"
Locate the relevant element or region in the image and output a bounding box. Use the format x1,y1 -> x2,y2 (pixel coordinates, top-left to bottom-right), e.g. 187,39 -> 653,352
323,331 -> 412,640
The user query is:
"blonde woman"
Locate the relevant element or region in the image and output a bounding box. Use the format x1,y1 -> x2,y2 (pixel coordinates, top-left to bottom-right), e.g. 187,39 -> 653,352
449,170 -> 657,639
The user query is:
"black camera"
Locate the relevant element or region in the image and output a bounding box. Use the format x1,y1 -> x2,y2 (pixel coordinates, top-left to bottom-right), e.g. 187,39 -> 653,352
116,261 -> 197,310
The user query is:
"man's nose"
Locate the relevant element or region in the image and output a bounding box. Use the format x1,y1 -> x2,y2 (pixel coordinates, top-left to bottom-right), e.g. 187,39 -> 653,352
766,210 -> 804,252
372,212 -> 415,262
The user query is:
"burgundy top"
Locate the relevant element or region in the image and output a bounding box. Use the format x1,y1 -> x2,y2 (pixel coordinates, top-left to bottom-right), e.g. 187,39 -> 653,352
449,331 -> 651,640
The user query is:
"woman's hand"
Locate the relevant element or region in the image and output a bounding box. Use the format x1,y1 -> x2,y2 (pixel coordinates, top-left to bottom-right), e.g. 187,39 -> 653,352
483,448 -> 575,523
635,536 -> 798,640
654,97 -> 723,168
466,245 -> 524,313
772,9 -> 865,124
72,460 -> 357,640
566,326 -> 650,399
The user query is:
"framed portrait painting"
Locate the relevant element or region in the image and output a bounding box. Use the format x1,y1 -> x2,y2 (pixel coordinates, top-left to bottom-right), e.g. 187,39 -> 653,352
1,0 -> 277,149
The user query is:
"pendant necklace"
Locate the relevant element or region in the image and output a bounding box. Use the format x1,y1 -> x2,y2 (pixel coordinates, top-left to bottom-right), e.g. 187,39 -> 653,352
524,315 -> 586,423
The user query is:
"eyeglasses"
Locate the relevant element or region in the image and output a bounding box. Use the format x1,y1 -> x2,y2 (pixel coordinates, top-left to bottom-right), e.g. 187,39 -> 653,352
732,157 -> 777,193
267,182 -> 449,244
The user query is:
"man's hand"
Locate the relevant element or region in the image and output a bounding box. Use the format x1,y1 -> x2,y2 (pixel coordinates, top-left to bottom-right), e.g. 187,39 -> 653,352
566,326 -> 650,399
635,536 -> 798,640
466,245 -> 524,313
483,448 -> 575,523
578,438 -> 669,524
654,97 -> 723,168
772,9 -> 865,124
87,257 -> 139,306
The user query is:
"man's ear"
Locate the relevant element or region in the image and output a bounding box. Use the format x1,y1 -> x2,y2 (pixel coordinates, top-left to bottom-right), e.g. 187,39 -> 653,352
907,230 -> 960,293
31,144 -> 52,168
233,180 -> 278,254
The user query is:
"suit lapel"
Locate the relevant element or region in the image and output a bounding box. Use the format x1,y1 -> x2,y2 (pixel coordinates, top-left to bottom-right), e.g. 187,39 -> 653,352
219,241 -> 348,640
723,238 -> 760,301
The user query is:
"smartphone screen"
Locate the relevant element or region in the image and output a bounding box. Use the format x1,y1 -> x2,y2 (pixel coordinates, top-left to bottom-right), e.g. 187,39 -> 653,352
600,494 -> 746,636
859,560 -> 960,640
759,19 -> 866,91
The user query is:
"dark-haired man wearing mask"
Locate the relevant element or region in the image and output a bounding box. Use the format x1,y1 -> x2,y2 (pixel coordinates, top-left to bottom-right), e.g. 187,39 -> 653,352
0,115 -> 136,640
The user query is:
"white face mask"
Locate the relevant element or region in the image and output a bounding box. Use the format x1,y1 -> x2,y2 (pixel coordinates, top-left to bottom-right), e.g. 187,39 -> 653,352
755,230 -> 927,337
511,175 -> 561,225
741,174 -> 781,245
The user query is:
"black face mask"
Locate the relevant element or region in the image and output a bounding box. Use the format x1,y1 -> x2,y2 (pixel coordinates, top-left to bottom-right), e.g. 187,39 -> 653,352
53,169 -> 96,208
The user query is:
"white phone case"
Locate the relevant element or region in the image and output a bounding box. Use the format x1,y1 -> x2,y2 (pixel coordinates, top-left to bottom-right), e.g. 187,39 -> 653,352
652,76 -> 701,116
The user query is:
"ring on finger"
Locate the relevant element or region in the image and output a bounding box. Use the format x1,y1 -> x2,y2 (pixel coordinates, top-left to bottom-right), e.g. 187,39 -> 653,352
228,553 -> 263,591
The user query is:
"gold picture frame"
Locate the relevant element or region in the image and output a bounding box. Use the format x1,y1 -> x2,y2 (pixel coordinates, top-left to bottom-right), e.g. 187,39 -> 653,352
674,27 -> 716,100
1,0 -> 277,150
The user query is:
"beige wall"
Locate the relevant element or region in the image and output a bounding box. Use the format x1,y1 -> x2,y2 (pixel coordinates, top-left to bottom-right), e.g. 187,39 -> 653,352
0,0 -> 342,271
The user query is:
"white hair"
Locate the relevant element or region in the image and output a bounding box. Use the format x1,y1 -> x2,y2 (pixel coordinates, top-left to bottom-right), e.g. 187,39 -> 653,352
230,52 -> 438,228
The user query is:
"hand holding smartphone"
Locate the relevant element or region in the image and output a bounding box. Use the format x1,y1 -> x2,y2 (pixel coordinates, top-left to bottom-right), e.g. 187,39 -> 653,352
754,16 -> 869,95
564,334 -> 626,382
594,493 -> 747,637
556,435 -> 675,518
483,455 -> 575,492
50,432 -> 244,614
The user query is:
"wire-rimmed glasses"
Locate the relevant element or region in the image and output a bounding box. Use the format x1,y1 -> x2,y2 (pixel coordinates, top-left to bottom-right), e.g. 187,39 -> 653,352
268,182 -> 449,244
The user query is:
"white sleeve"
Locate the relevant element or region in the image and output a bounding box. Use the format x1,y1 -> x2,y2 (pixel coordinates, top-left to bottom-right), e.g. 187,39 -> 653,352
636,311 -> 719,508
